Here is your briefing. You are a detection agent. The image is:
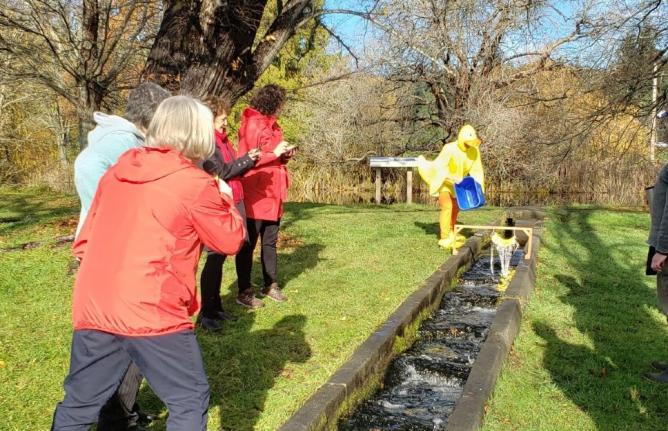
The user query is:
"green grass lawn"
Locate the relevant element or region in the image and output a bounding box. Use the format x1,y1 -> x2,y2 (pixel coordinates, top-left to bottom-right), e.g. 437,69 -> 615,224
482,207 -> 668,431
0,187 -> 502,431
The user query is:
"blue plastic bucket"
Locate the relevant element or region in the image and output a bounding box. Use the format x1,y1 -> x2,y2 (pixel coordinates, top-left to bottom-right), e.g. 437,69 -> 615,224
454,176 -> 486,210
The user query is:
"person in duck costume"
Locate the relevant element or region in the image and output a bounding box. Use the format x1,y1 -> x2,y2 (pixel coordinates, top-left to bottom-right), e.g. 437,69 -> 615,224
417,124 -> 485,249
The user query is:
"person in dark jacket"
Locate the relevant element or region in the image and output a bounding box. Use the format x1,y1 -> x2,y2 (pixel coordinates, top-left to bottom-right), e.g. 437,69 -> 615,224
74,82 -> 170,431
236,85 -> 295,308
198,96 -> 261,331
646,162 -> 668,383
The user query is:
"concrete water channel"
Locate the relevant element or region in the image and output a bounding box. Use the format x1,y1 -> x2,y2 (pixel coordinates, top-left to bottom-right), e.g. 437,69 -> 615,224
280,211 -> 543,431
340,250 -> 523,430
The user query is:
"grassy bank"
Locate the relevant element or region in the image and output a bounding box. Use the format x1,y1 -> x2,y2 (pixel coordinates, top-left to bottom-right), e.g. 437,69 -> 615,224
483,207 -> 668,431
0,187 -> 501,431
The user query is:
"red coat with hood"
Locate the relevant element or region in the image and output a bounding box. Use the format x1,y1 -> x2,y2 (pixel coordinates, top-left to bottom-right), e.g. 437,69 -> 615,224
72,147 -> 246,336
237,107 -> 290,221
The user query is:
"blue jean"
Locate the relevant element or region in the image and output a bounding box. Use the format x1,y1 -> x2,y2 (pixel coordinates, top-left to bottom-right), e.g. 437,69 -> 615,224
52,329 -> 209,431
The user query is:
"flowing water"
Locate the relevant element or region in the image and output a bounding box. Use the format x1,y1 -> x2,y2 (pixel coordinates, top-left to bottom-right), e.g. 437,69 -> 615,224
340,248 -> 524,431
491,241 -> 518,278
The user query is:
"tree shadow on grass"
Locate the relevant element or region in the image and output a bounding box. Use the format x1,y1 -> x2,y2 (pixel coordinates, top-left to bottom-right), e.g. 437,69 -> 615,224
0,191 -> 78,235
207,241 -> 320,429
137,240 -> 321,430
232,241 -> 325,296
206,313 -> 311,431
533,208 -> 668,430
414,221 -> 440,239
136,314 -> 311,431
281,201 -> 441,232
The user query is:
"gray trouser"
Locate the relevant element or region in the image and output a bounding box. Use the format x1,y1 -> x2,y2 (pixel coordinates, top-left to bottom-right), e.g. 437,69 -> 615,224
658,269 -> 668,317
52,329 -> 209,431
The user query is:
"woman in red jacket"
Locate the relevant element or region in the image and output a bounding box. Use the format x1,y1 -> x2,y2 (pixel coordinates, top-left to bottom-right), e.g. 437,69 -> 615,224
198,96 -> 261,331
51,95 -> 246,431
236,84 -> 294,308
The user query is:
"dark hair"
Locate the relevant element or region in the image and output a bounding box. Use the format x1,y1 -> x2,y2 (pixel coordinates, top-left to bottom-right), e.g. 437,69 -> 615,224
124,82 -> 171,130
249,84 -> 286,116
200,95 -> 233,117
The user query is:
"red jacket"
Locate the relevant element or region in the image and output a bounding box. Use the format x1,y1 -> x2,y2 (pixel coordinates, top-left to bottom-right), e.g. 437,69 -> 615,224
216,129 -> 244,202
237,108 -> 290,221
72,147 -> 246,336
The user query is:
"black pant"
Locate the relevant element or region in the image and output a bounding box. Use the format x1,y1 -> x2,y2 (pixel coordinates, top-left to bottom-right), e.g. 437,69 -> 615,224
200,202 -> 247,317
52,330 -> 209,431
96,362 -> 142,430
237,218 -> 280,292
201,252 -> 252,317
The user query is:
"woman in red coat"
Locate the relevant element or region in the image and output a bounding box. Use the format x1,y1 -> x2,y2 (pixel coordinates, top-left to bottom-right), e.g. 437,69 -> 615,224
52,96 -> 246,431
236,84 -> 294,308
198,96 -> 261,331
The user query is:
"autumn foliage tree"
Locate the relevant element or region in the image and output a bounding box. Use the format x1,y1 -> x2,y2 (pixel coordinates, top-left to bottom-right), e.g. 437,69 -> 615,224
0,0 -> 161,149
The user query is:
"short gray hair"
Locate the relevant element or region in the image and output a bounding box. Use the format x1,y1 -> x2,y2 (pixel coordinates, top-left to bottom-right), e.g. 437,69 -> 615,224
145,95 -> 215,161
124,82 -> 171,130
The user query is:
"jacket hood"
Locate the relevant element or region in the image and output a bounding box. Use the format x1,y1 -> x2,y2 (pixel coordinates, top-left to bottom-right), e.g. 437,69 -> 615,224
87,112 -> 143,148
242,107 -> 277,125
113,147 -> 194,184
457,124 -> 480,150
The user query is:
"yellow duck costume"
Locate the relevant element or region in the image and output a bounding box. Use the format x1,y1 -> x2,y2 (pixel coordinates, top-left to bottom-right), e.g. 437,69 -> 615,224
417,125 -> 485,249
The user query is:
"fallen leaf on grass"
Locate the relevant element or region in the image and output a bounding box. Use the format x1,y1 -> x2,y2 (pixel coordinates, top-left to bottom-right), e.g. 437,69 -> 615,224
630,387 -> 640,401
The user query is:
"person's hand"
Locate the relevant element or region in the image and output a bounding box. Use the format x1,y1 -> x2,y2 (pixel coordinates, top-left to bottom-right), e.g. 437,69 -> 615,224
283,145 -> 298,159
217,179 -> 233,198
273,141 -> 290,157
652,252 -> 667,272
248,148 -> 261,161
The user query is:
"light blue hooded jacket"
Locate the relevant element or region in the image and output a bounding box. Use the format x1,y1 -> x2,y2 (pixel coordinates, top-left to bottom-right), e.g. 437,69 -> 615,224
74,113 -> 143,235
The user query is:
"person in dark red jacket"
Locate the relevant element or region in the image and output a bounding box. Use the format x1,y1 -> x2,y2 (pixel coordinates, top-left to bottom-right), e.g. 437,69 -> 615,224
197,96 -> 261,331
236,84 -> 295,308
51,96 -> 246,431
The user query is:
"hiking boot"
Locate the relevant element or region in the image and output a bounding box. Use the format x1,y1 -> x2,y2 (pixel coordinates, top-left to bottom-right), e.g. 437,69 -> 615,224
236,292 -> 265,309
214,309 -> 238,321
262,283 -> 287,302
644,370 -> 668,383
651,361 -> 668,371
198,316 -> 223,332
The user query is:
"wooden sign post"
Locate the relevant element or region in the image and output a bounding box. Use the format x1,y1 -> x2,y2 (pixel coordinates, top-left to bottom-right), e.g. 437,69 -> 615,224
369,157 -> 420,204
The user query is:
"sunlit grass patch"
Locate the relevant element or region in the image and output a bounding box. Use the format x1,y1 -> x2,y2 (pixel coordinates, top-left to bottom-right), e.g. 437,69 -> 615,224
0,187 -> 502,431
483,207 -> 668,431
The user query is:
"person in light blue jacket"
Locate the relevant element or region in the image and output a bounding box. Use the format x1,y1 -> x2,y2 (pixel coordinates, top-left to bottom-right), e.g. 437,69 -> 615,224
71,82 -> 170,431
74,82 -> 171,236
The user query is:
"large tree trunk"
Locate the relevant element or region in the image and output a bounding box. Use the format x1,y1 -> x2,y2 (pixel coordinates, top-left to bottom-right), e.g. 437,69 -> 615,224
76,81 -> 105,150
143,0 -> 313,103
77,0 -> 104,150
52,101 -> 70,168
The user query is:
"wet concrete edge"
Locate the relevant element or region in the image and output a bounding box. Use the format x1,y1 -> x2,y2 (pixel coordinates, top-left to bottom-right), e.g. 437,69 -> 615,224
278,235 -> 486,431
445,213 -> 545,431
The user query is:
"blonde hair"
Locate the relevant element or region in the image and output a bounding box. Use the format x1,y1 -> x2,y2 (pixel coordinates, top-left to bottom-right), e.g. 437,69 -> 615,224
145,95 -> 214,161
